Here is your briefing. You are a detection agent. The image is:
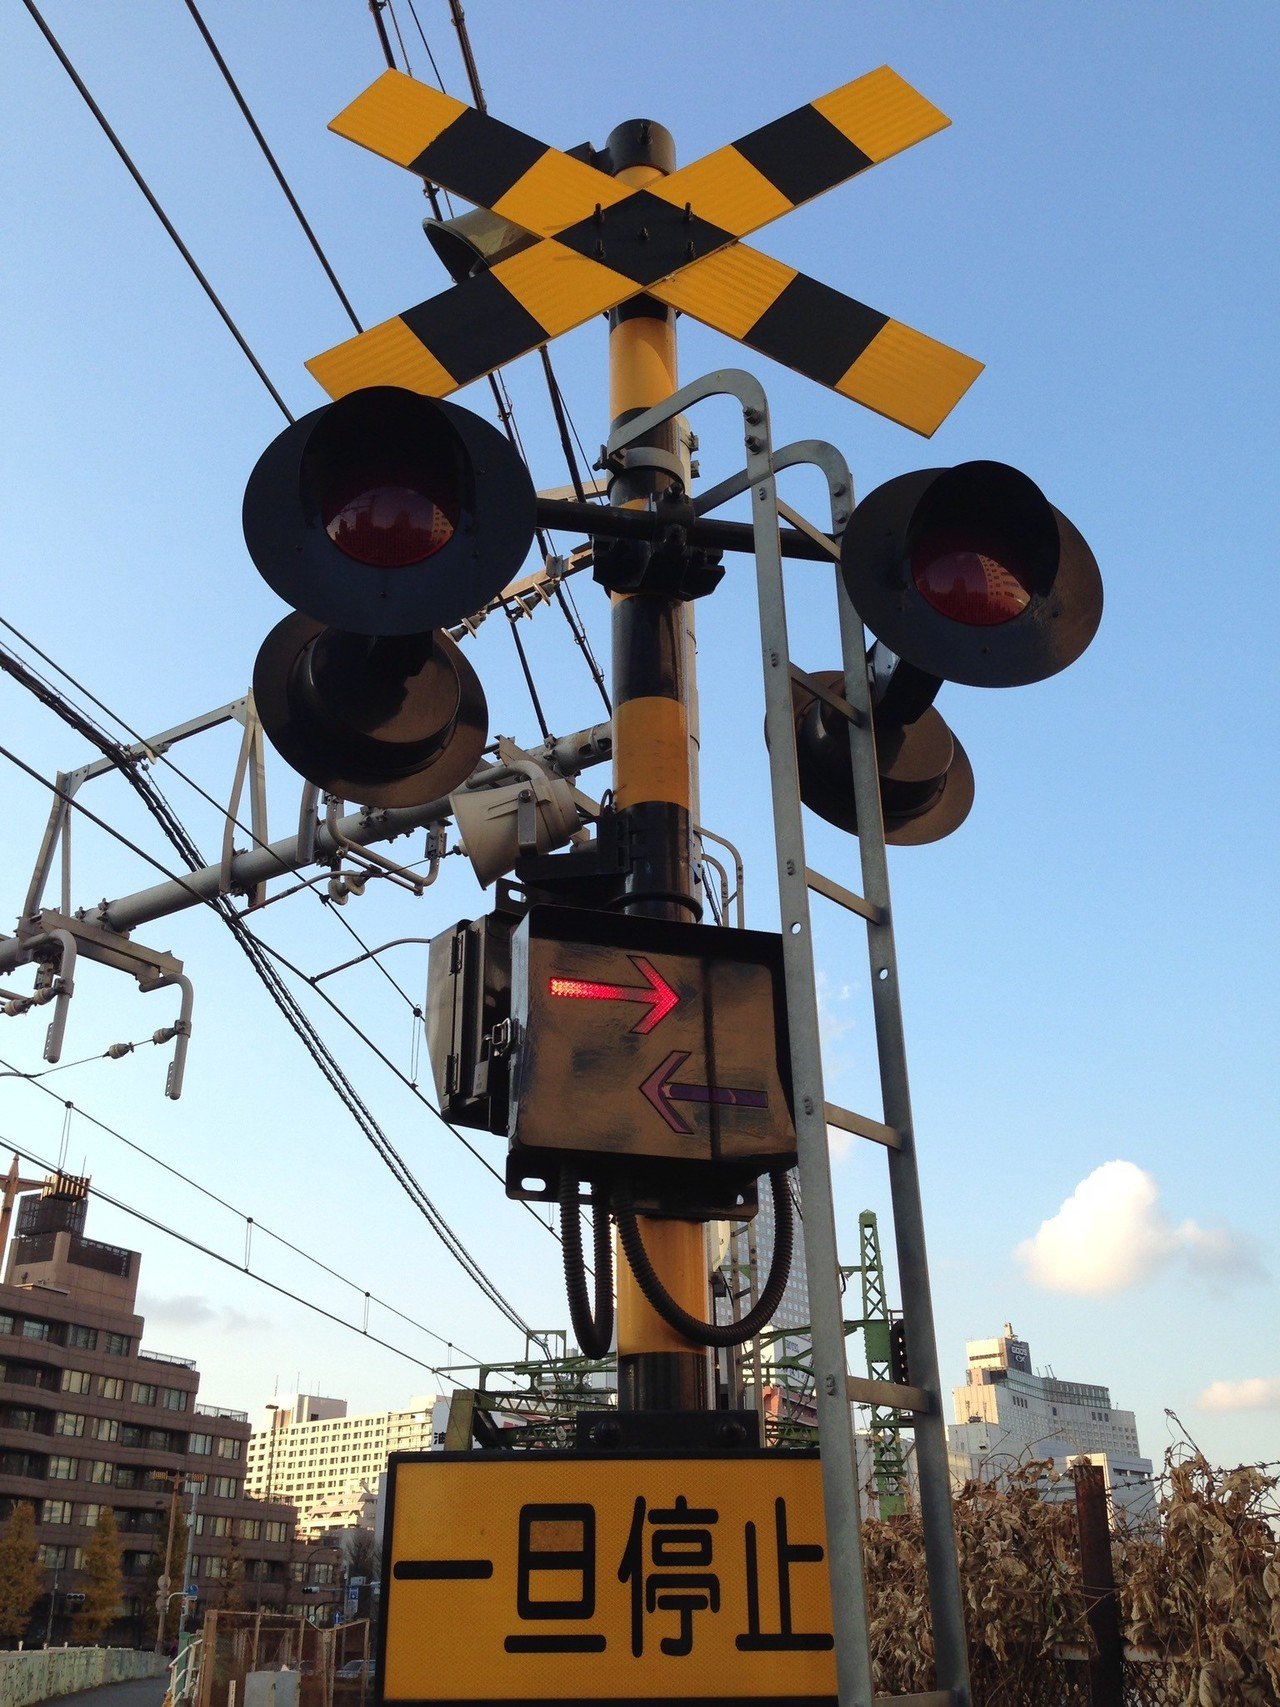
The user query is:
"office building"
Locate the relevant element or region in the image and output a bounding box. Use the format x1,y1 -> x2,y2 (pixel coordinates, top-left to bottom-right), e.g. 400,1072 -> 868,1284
0,1168 -> 339,1640
947,1323 -> 1155,1521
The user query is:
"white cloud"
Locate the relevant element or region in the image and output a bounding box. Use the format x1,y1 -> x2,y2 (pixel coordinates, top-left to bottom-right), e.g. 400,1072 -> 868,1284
1197,1377 -> 1280,1413
139,1292 -> 271,1334
1013,1160 -> 1266,1297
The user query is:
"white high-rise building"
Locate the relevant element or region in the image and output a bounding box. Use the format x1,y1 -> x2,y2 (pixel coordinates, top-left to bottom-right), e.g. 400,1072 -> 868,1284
946,1325 -> 1155,1520
245,1393 -> 448,1533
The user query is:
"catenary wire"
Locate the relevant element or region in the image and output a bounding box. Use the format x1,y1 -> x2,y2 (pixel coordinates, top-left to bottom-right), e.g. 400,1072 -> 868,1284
0,1055 -> 482,1366
19,0 -> 292,423
0,631 -> 558,1236
0,736 -> 536,1339
0,1136 -> 466,1387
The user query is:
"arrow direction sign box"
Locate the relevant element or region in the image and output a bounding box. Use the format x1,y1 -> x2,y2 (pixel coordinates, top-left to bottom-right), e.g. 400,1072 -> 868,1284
379,1450 -> 836,1706
508,906 -> 795,1216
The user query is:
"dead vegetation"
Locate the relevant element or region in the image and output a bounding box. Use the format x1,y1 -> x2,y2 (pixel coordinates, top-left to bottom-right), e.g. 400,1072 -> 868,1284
859,1453 -> 1280,1706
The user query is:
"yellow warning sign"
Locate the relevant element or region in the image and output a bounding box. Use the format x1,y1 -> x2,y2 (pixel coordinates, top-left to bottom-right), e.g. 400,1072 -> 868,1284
380,1450 -> 837,1704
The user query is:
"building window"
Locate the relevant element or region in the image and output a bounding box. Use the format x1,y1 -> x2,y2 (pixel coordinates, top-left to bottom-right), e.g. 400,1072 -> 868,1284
0,1315 -> 13,1336
79,1503 -> 105,1528
203,1556 -> 228,1579
239,1519 -> 261,1540
41,1499 -> 73,1524
60,1370 -> 92,1396
103,1333 -> 131,1356
47,1456 -> 78,1480
100,1377 -> 125,1401
216,1437 -> 242,1460
209,1476 -> 239,1499
66,1325 -> 97,1350
93,1418 -> 118,1443
195,1514 -> 231,1538
265,1521 -> 288,1543
54,1413 -> 85,1438
40,1544 -> 68,1570
131,1383 -> 158,1406
160,1388 -> 189,1412
188,1433 -> 213,1455
21,1321 -> 51,1342
88,1461 -> 114,1485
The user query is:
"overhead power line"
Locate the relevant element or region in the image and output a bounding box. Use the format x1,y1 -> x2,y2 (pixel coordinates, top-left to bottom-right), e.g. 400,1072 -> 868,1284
182,0 -> 364,334
0,1134 -> 466,1387
0,724 -> 533,1340
19,0 -> 293,422
0,1056 -> 482,1367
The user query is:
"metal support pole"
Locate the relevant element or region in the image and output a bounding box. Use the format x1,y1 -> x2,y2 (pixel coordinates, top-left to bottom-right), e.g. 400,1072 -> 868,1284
1074,1462 -> 1124,1706
605,118 -> 708,1415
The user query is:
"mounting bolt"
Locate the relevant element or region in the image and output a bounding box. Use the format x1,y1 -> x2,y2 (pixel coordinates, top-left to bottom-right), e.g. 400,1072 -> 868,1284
745,435 -> 764,453
803,1095 -> 814,1116
744,406 -> 764,425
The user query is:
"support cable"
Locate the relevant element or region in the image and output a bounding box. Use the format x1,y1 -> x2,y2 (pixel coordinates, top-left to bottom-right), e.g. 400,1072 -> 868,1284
0,1135 -> 465,1385
0,1054 -> 482,1364
0,736 -> 534,1338
0,633 -> 560,1244
19,0 -> 293,423
558,1177 -> 614,1360
183,0 -> 363,334
615,1173 -> 794,1349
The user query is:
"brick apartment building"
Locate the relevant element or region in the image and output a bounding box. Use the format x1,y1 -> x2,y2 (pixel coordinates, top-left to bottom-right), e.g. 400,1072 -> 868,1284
0,1169 -> 340,1641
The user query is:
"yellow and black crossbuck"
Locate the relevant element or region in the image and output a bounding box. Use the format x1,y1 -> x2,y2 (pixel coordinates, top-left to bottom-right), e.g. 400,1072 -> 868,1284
307,69 -> 983,437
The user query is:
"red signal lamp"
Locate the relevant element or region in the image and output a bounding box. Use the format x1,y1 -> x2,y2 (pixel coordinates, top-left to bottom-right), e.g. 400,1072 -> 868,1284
840,460 -> 1102,688
322,472 -> 458,568
243,386 -> 535,637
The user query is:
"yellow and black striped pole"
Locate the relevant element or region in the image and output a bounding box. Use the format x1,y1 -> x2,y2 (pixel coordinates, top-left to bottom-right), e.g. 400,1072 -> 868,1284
606,119 -> 708,1414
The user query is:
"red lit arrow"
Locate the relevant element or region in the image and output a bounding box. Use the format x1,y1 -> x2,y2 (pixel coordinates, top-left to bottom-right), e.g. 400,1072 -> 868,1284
640,1050 -> 769,1135
548,956 -> 679,1035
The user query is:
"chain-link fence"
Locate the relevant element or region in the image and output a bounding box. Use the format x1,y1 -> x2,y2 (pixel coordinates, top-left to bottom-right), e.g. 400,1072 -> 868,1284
191,1611 -> 370,1707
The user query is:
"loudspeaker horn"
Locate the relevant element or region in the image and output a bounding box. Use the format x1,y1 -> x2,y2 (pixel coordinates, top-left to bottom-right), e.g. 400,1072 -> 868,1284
451,768 -> 587,888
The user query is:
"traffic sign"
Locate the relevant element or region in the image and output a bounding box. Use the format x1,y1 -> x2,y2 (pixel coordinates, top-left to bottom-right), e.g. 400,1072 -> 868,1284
506,906 -> 795,1209
379,1450 -> 836,1705
307,69 -> 982,436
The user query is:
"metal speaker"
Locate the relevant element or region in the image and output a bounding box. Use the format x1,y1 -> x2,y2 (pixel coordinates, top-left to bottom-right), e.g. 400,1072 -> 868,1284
243,387 -> 536,637
423,208 -> 539,283
839,461 -> 1102,688
450,772 -> 585,888
791,671 -> 974,846
253,617 -> 486,809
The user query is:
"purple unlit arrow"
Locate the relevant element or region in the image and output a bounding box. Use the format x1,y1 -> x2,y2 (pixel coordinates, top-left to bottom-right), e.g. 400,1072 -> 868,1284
639,1050 -> 768,1135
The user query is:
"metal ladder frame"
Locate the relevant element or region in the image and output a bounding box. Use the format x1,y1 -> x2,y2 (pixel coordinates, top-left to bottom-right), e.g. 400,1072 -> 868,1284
607,370 -> 970,1707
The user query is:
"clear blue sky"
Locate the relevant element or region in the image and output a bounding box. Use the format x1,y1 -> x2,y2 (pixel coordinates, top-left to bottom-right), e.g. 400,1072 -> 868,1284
1,1 -> 1276,1473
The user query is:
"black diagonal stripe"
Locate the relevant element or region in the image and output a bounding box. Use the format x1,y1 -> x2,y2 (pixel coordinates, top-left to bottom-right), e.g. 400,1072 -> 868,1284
410,107 -> 548,209
734,105 -> 872,206
401,271 -> 548,386
557,189 -> 735,289
743,274 -> 888,386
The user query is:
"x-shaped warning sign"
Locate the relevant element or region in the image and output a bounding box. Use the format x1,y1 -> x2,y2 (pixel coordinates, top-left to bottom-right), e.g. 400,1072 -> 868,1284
307,69 -> 982,436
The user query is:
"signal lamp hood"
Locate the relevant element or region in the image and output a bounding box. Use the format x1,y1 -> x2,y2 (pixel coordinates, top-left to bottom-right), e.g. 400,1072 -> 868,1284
243,387 -> 536,637
839,460 -> 1102,689
790,670 -> 973,846
253,616 -> 487,809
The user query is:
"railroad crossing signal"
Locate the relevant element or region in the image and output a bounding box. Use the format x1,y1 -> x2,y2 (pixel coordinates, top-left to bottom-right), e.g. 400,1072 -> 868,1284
242,385 -> 535,806
379,1450 -> 835,1706
507,905 -> 795,1216
307,68 -> 983,436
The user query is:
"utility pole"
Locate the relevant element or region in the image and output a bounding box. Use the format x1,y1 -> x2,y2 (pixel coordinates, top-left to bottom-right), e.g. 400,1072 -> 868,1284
154,1473 -> 182,1654
604,118 -> 707,1416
